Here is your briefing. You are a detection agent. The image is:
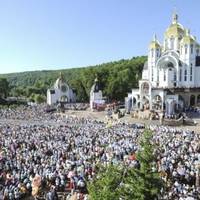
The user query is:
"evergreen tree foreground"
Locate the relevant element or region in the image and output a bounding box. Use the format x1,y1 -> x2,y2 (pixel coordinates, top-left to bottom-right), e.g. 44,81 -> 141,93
87,130 -> 164,200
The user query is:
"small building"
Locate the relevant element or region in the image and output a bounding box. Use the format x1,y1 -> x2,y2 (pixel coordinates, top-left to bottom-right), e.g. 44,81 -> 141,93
90,78 -> 105,110
47,73 -> 76,105
126,12 -> 200,116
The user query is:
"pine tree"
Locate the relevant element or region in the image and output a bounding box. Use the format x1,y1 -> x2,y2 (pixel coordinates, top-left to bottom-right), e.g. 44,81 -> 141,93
88,164 -> 122,200
121,129 -> 163,200
87,130 -> 163,200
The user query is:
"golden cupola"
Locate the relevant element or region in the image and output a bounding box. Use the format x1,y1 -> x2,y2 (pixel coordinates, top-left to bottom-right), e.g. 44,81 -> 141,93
164,12 -> 185,39
149,34 -> 161,49
180,29 -> 195,44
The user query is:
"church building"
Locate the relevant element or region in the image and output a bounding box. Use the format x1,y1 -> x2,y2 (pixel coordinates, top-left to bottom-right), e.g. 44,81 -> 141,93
47,73 -> 76,105
126,13 -> 200,115
90,77 -> 105,110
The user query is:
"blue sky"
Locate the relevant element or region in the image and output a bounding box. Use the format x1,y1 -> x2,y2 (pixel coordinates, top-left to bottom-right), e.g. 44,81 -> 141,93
0,0 -> 200,74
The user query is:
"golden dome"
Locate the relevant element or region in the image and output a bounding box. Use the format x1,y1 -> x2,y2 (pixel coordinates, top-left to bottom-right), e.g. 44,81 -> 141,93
149,34 -> 161,49
165,12 -> 185,38
180,29 -> 195,44
149,41 -> 161,49
165,23 -> 185,38
180,35 -> 195,44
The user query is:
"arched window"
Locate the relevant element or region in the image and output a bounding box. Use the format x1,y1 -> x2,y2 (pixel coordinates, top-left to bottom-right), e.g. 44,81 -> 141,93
190,64 -> 193,81
174,71 -> 177,82
164,70 -> 166,81
133,97 -> 136,105
156,49 -> 160,57
184,69 -> 187,81
167,62 -> 174,68
152,69 -> 154,81
174,71 -> 177,87
170,37 -> 175,49
179,69 -> 182,81
185,44 -> 188,54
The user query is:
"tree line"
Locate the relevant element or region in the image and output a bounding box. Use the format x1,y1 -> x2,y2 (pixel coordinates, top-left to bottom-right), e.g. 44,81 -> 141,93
0,56 -> 146,103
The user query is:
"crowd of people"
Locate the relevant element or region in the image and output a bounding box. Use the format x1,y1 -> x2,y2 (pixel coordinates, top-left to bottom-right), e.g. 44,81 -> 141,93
0,105 -> 199,199
149,125 -> 200,199
0,105 -> 57,122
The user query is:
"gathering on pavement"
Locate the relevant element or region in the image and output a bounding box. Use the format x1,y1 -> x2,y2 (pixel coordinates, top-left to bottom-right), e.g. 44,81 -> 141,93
0,105 -> 199,200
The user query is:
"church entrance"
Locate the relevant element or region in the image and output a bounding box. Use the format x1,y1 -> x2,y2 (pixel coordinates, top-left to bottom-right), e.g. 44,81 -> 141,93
60,95 -> 68,103
190,95 -> 195,106
178,95 -> 185,111
152,95 -> 162,110
165,99 -> 176,116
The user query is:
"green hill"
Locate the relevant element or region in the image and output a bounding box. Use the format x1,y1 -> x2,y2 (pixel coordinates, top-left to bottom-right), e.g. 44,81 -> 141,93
0,56 -> 147,102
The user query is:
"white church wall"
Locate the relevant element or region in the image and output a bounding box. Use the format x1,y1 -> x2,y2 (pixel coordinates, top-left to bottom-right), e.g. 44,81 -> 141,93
47,76 -> 76,105
47,91 -> 57,105
127,93 -> 132,98
93,91 -> 103,100
90,89 -> 104,110
47,90 -> 51,105
52,89 -> 59,104
126,13 -> 200,111
174,37 -> 179,52
142,69 -> 149,79
158,69 -> 164,87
